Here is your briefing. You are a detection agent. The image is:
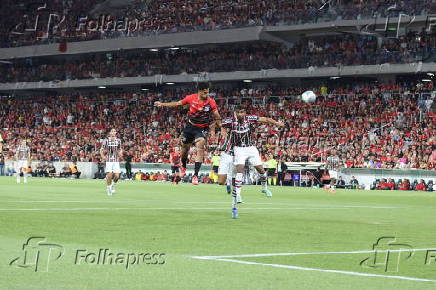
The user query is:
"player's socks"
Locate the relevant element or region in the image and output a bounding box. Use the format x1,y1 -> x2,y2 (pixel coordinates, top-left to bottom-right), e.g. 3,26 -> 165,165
235,173 -> 243,196
231,188 -> 238,219
236,193 -> 243,203
194,162 -> 201,176
107,185 -> 112,196
260,173 -> 272,197
23,174 -> 28,183
226,175 -> 232,194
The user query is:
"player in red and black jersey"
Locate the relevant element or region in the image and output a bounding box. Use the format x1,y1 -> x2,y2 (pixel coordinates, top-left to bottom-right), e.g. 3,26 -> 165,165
154,82 -> 221,185
170,147 -> 182,184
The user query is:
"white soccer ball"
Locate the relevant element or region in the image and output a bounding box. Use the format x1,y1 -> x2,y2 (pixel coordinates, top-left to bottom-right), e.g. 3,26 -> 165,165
301,90 -> 317,103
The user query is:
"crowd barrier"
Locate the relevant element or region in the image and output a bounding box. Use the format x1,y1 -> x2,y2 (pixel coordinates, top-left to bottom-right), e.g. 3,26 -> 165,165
3,161 -> 435,186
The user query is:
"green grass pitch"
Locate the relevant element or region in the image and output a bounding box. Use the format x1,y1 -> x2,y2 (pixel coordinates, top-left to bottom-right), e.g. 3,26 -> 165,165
1,177 -> 436,290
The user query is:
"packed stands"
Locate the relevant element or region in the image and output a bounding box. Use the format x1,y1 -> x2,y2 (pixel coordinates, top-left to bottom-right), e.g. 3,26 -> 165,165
0,82 -> 434,169
2,0 -> 436,47
1,31 -> 436,83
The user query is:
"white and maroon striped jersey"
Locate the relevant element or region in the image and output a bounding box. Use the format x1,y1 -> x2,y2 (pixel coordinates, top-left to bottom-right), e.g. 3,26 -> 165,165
16,145 -> 30,161
224,115 -> 259,147
327,155 -> 341,170
102,138 -> 122,162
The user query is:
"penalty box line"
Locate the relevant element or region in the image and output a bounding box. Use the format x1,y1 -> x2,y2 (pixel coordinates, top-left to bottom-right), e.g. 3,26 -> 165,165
192,248 -> 436,259
191,248 -> 436,283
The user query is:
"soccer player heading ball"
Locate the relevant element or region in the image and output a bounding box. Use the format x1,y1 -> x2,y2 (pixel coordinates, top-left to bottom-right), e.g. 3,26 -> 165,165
154,82 -> 222,185
224,106 -> 284,218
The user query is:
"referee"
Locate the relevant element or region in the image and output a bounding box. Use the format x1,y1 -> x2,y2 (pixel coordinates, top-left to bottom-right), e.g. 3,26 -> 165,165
266,154 -> 278,186
210,152 -> 221,183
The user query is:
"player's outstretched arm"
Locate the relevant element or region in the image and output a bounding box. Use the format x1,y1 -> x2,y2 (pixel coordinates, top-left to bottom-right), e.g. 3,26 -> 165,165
258,117 -> 285,127
154,101 -> 183,108
212,110 -> 222,128
99,147 -> 106,162
208,110 -> 222,143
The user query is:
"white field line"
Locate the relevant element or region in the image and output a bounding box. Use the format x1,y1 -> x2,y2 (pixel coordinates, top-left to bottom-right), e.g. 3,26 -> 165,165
0,206 -> 406,211
205,258 -> 436,283
192,248 -> 436,260
1,200 -> 169,203
191,248 -> 436,283
1,200 -> 406,208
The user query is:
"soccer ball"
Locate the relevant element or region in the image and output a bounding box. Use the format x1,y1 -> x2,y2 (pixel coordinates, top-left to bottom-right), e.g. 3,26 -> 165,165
301,90 -> 317,103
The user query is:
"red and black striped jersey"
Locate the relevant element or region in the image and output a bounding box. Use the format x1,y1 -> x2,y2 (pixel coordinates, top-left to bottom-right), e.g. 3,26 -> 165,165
180,94 -> 218,128
171,152 -> 181,165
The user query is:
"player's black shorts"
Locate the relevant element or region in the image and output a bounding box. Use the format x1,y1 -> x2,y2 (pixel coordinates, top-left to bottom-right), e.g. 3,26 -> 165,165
267,168 -> 276,177
171,166 -> 180,174
182,123 -> 209,144
212,166 -> 219,173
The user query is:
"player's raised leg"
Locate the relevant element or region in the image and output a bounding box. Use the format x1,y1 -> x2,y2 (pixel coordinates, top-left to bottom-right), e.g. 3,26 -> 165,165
106,172 -> 113,196
192,137 -> 206,185
254,164 -> 271,197
232,164 -> 245,218
111,164 -> 121,194
179,142 -> 191,177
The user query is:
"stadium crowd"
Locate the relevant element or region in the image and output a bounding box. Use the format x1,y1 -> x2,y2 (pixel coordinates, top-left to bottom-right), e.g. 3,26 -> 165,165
0,81 -> 435,171
1,32 -> 435,83
2,0 -> 436,47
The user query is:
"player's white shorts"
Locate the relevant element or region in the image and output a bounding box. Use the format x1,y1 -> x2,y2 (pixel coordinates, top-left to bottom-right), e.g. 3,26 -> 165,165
234,146 -> 262,166
329,170 -> 338,179
16,160 -> 28,172
105,162 -> 121,173
218,152 -> 234,176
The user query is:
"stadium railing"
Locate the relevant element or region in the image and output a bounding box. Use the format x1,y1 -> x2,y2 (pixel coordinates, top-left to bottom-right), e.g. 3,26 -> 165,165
3,160 -> 435,189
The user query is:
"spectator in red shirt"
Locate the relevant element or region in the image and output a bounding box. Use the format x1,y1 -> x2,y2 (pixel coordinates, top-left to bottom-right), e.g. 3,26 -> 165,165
386,179 -> 395,190
377,179 -> 389,190
399,179 -> 411,190
415,179 -> 426,191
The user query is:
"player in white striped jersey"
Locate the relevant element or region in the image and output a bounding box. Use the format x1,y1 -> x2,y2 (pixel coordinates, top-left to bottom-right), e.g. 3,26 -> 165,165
225,107 -> 284,218
217,118 -> 236,196
0,132 -> 3,153
100,129 -> 123,196
325,149 -> 342,193
15,139 -> 31,183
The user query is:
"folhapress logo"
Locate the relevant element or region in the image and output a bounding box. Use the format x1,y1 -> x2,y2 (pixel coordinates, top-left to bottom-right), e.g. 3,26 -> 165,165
75,249 -> 166,269
9,237 -> 64,272
360,237 -> 414,272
